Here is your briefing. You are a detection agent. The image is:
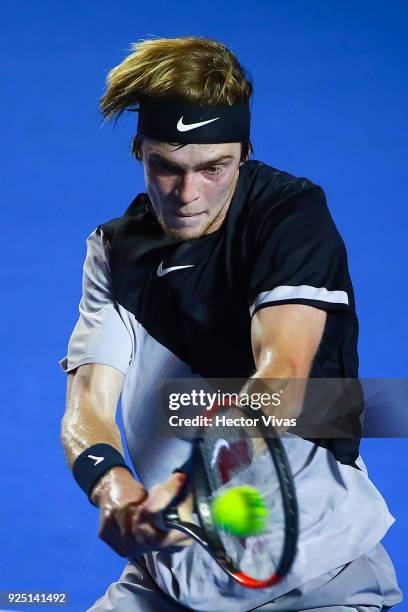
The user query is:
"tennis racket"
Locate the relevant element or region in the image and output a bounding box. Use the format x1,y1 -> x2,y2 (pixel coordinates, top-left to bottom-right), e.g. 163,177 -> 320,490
158,403 -> 298,589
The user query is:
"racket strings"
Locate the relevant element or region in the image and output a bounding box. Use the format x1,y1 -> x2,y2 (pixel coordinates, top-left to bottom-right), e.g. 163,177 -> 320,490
199,422 -> 286,580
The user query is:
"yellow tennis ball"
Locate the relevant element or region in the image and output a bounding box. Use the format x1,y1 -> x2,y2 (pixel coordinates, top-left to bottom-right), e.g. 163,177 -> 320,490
211,485 -> 268,537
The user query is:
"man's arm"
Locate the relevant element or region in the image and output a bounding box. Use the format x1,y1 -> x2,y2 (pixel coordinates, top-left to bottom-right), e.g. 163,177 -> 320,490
62,363 -> 126,464
251,303 -> 326,377
60,363 -> 191,557
247,303 -> 327,423
61,363 -> 139,508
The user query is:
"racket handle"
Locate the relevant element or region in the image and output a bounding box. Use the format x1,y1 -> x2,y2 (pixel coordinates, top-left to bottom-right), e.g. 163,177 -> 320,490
153,510 -> 168,531
154,507 -> 179,532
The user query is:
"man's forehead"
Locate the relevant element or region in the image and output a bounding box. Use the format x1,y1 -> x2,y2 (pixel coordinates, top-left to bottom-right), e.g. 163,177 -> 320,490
144,139 -> 239,166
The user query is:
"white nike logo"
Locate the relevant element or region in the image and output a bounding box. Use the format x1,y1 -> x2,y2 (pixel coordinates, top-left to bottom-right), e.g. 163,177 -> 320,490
87,454 -> 105,466
157,262 -> 194,277
177,116 -> 220,132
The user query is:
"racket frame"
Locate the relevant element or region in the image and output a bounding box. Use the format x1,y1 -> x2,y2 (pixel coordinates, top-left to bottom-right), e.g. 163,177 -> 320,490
164,406 -> 299,589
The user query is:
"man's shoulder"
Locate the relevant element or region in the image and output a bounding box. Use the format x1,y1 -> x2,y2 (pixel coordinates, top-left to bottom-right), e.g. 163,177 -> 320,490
240,159 -> 322,207
97,193 -> 147,243
98,217 -> 120,242
239,160 -> 331,242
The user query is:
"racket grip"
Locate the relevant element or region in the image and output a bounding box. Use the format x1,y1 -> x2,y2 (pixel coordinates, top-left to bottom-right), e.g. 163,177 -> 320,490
153,510 -> 169,531
154,507 -> 179,532
153,471 -> 188,532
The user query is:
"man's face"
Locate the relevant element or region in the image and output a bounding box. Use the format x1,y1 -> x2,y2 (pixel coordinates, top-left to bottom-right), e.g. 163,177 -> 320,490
141,139 -> 243,240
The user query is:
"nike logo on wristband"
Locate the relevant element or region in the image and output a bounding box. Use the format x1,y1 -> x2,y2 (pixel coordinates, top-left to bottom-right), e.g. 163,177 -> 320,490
157,262 -> 194,277
177,116 -> 220,132
87,454 -> 105,466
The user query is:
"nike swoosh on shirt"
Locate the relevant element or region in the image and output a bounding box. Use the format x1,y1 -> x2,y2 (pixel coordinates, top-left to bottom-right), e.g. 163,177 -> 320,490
157,262 -> 195,277
177,116 -> 220,132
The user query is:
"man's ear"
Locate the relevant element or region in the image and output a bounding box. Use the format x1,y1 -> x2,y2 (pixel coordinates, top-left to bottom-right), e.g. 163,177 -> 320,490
139,138 -> 144,163
131,135 -> 144,163
239,153 -> 250,166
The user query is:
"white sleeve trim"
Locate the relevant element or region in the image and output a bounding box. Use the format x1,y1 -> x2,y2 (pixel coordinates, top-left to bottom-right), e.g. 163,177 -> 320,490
250,285 -> 349,316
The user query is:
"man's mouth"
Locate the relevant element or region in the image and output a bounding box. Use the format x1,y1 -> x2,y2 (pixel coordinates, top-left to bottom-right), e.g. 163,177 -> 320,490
172,210 -> 205,218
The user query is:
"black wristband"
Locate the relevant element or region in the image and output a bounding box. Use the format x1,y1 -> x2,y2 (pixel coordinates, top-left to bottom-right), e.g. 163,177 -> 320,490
72,443 -> 133,506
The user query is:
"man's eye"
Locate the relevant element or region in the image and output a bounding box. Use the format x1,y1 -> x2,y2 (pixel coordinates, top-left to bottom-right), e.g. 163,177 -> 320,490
153,161 -> 179,174
206,166 -> 223,174
158,161 -> 174,171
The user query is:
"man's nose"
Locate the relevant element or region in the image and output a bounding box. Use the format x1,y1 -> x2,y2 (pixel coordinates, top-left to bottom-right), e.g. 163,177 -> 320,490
175,173 -> 200,204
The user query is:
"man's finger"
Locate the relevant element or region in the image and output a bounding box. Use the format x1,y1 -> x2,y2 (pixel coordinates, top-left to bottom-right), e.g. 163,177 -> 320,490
99,520 -> 130,557
128,517 -> 192,550
115,501 -> 142,537
141,472 -> 187,515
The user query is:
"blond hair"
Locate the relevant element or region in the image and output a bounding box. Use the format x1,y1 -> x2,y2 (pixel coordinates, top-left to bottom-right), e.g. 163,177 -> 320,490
100,36 -> 253,162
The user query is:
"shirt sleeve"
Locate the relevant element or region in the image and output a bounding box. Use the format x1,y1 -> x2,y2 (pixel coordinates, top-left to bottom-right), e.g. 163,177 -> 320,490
248,186 -> 354,317
58,226 -> 134,375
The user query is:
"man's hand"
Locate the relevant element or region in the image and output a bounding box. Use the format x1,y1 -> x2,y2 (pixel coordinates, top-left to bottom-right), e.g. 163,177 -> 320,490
91,467 -> 193,558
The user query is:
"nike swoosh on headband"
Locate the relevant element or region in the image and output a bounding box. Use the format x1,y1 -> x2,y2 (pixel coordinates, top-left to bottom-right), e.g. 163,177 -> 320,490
157,262 -> 195,277
177,116 -> 220,132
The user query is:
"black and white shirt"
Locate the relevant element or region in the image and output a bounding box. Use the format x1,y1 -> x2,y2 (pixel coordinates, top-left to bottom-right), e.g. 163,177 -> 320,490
59,160 -> 394,606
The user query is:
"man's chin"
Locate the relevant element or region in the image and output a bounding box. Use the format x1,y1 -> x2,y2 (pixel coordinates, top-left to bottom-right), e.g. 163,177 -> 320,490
159,217 -> 211,240
161,225 -> 207,240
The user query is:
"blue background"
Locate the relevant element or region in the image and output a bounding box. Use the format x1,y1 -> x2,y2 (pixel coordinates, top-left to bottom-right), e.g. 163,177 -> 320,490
1,1 -> 407,609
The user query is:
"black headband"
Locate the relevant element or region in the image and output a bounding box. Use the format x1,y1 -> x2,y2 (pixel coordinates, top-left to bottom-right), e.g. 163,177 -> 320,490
135,101 -> 250,144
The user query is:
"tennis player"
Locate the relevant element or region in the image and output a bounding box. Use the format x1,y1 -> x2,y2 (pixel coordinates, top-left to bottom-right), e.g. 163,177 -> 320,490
59,37 -> 402,611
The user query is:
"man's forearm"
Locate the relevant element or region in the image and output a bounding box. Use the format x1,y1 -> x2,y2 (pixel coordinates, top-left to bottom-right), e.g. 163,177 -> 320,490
241,363 -> 308,433
61,404 -> 139,507
61,367 -> 125,467
61,402 -> 124,467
